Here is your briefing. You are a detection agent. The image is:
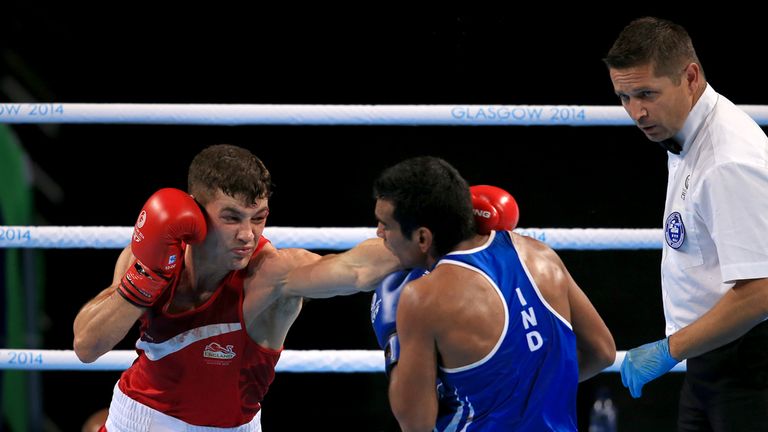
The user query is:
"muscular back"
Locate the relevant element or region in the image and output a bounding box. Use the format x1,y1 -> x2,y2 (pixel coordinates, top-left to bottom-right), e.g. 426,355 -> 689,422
417,266 -> 504,369
412,232 -> 611,381
410,233 -> 572,369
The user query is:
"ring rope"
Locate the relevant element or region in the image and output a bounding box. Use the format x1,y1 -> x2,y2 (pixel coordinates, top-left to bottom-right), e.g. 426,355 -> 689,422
0,349 -> 685,373
1,103 -> 767,125
0,226 -> 663,250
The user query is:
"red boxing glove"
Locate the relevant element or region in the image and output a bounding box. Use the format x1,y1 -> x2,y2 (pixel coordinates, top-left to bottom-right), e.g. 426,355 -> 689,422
471,185 -> 520,234
118,188 -> 207,307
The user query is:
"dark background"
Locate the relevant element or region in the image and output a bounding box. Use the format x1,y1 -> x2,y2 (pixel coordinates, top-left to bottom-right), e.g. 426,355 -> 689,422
3,7 -> 767,431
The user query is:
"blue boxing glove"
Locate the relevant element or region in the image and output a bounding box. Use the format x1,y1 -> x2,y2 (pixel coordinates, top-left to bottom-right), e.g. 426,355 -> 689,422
620,338 -> 680,398
370,268 -> 428,375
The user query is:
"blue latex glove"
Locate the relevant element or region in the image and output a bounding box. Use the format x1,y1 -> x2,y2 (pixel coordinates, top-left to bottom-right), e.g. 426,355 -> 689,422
620,338 -> 680,398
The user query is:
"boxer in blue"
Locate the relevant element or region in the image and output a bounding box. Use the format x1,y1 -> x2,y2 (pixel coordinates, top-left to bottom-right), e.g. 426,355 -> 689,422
371,156 -> 615,431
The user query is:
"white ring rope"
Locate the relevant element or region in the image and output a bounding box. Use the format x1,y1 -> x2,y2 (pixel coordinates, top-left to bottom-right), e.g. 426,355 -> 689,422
0,226 -> 663,250
1,103 -> 767,125
0,349 -> 685,373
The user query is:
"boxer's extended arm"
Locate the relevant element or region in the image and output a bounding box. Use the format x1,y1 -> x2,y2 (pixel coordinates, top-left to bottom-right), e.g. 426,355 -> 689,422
280,238 -> 401,298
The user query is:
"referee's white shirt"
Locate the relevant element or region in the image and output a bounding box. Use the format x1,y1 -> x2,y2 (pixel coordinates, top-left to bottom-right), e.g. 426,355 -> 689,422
662,84 -> 768,336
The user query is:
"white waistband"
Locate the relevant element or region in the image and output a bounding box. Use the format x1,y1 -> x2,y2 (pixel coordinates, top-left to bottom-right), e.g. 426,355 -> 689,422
105,382 -> 262,432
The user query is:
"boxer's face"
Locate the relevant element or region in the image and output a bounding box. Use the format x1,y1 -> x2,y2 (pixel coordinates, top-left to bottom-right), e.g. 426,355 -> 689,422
202,189 -> 269,270
374,199 -> 423,268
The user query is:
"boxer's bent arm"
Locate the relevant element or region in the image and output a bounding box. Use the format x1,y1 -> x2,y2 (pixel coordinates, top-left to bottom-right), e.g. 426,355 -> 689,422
73,247 -> 145,363
567,275 -> 616,381
389,281 -> 439,432
548,244 -> 616,381
281,238 -> 401,298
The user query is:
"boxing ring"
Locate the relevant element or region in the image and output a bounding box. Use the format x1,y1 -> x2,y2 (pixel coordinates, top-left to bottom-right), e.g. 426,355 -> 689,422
9,101 -> 768,375
10,102 -> 768,432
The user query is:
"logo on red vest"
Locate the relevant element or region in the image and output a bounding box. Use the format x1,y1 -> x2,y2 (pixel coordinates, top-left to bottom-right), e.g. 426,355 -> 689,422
203,342 -> 236,360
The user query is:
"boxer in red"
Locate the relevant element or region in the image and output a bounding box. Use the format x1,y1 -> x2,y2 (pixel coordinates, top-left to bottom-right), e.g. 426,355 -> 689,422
73,144 -> 400,431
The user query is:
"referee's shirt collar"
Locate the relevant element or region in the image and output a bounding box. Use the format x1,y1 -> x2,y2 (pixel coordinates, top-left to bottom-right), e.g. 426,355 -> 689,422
667,83 -> 718,157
